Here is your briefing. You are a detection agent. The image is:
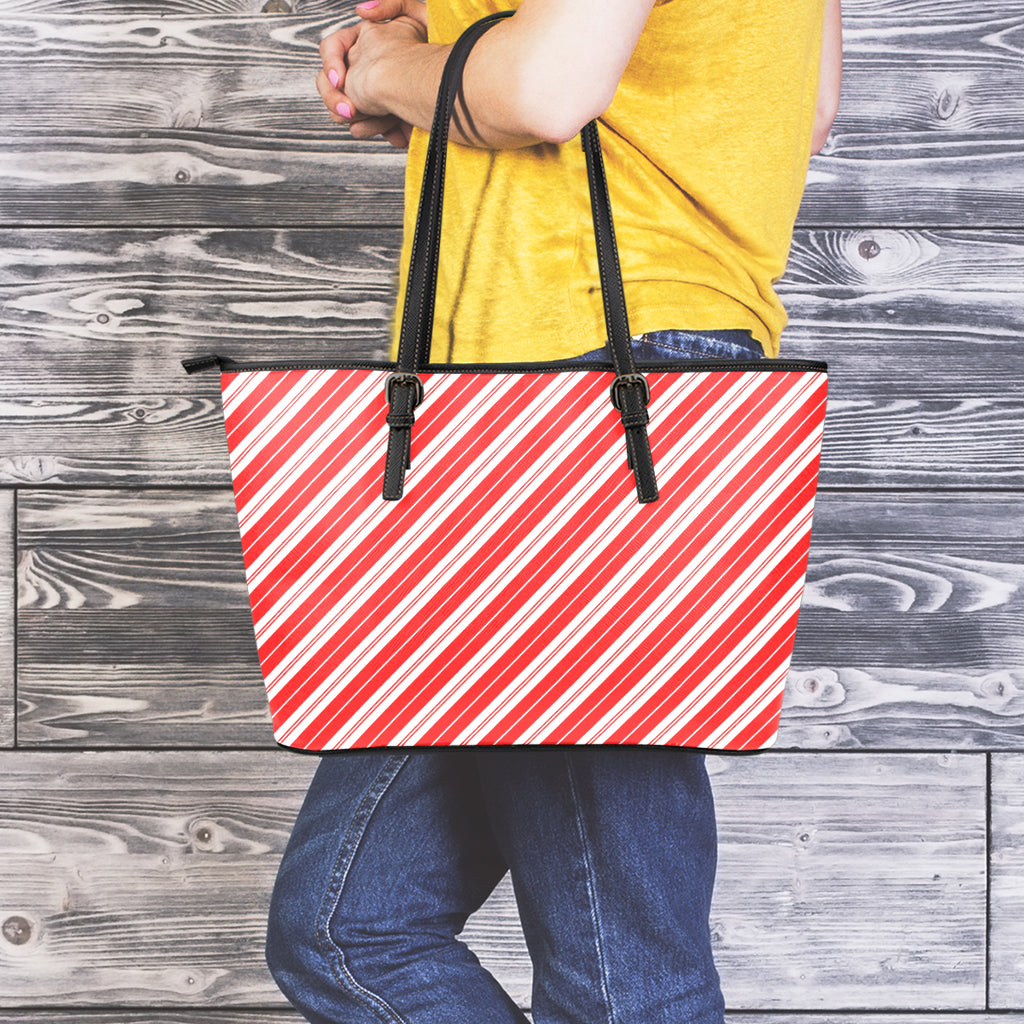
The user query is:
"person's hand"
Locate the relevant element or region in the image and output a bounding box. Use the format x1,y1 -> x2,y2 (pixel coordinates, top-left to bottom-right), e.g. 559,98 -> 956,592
317,0 -> 428,148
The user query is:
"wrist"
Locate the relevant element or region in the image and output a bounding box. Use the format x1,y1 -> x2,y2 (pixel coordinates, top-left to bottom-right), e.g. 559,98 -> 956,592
381,39 -> 450,133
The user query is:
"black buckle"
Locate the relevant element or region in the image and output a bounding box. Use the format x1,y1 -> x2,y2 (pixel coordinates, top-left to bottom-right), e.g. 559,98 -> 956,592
610,373 -> 651,411
385,372 -> 424,408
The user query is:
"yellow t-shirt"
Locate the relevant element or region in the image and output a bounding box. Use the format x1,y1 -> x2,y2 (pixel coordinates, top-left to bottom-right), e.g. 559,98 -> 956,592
392,0 -> 826,362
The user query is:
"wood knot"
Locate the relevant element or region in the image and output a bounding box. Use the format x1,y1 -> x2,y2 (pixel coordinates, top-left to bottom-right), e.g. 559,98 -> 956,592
858,239 -> 881,260
175,169 -> 191,184
2,915 -> 33,946
189,818 -> 223,852
787,668 -> 844,708
936,88 -> 959,121
262,0 -> 294,11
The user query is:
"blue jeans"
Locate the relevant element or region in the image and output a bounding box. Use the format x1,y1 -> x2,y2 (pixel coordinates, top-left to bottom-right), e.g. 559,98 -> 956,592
265,331 -> 756,1024
576,328 -> 763,363
266,749 -> 723,1024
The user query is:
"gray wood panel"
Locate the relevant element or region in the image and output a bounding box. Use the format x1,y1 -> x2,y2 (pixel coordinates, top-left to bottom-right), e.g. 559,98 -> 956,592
0,751 -> 986,1009
0,489 -> 14,748
0,123 -> 1021,229
3,227 -> 1023,396
2,227 -> 1022,488
990,753 -> 1024,1008
5,0 -> 1013,23
706,753 -> 985,1009
0,227 -> 399,399
0,1017 -> 308,1024
15,489 -> 1024,749
0,136 -> 408,228
0,751 -> 317,1006
781,491 -> 1024,750
16,490 -> 269,746
0,4 -> 1022,227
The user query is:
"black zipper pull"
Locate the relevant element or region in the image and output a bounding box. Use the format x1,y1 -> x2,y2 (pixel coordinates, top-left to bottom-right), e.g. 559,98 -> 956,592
181,354 -> 225,375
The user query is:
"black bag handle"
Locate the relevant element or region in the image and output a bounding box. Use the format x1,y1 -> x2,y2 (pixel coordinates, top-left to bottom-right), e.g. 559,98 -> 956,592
383,10 -> 658,504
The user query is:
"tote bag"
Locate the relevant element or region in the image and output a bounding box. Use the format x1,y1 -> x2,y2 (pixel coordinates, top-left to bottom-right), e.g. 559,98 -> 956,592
183,11 -> 828,751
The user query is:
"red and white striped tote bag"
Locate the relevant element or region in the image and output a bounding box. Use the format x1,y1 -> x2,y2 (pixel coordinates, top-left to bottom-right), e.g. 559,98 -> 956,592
183,12 -> 828,751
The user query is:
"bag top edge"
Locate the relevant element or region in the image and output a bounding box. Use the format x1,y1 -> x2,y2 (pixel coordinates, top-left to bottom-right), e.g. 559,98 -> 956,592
195,357 -> 828,375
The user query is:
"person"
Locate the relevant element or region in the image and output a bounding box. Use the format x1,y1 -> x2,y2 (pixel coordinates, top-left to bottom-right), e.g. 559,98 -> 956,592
265,2 -> 842,1023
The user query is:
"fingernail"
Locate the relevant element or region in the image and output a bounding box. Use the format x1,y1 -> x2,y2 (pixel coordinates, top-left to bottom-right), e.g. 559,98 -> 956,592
336,102 -> 353,118
328,69 -> 339,88
358,1 -> 380,8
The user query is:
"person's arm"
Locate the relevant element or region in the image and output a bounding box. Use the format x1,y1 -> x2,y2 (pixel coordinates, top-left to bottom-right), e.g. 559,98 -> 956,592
810,0 -> 842,154
317,0 -> 657,149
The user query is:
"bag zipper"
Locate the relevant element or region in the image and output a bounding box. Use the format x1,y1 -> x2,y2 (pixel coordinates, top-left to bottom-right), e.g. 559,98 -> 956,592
182,354 -> 828,376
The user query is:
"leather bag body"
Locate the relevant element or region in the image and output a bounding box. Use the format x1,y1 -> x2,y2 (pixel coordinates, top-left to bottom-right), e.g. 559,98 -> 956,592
184,12 -> 828,752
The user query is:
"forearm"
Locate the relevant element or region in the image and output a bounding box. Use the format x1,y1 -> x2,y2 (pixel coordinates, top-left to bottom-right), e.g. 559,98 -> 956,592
368,29 -> 549,149
331,0 -> 657,150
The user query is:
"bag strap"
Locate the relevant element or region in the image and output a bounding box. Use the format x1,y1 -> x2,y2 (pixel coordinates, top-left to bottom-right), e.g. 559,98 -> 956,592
383,10 -> 658,504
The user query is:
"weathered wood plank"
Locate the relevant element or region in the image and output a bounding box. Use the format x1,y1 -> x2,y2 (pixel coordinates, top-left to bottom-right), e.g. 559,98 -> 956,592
2,1 -> 296,13
0,752 -> 986,1009
0,1017 -> 304,1024
0,1016 -> 308,1024
0,751 -> 317,1006
3,0 -> 1013,24
15,489 -> 1024,749
0,489 -> 14,748
0,4 -> 1022,226
4,387 -> 1020,485
0,135 -> 408,228
16,491 -> 269,746
709,753 -> 986,1008
1,132 -> 1022,229
2,227 -> 1023,395
1,227 -> 1021,487
783,492 -> 1024,749
782,495 -> 1024,753
0,227 -> 400,400
3,27 -> 1023,135
2,0 -> 347,13
989,753 -> 1024,1008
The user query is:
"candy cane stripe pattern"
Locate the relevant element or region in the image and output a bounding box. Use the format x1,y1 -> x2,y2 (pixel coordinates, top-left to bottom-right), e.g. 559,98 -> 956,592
220,364 -> 827,751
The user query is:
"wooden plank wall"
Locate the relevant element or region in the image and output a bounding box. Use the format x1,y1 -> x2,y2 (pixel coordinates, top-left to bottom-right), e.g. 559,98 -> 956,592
1,0 -> 1022,1020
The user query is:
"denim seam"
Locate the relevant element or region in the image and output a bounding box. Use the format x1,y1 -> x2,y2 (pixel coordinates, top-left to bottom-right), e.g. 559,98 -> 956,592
315,753 -> 411,1024
564,753 -> 618,1024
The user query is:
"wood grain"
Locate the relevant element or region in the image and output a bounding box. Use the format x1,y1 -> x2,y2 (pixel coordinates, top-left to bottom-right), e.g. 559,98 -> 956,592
1,131 -> 1022,229
0,751 -> 317,1005
2,227 -> 1023,394
16,490 -> 269,746
989,754 -> 1024,1008
707,752 -> 985,1009
15,489 -> 1024,749
0,1016 -> 306,1024
0,4 -> 1022,226
1,227 -> 1022,487
0,227 -> 400,398
0,1016 -> 309,1024
0,490 -> 13,748
781,492 -> 1024,749
0,135 -> 408,227
0,751 -> 986,1009
2,0 -> 1011,24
